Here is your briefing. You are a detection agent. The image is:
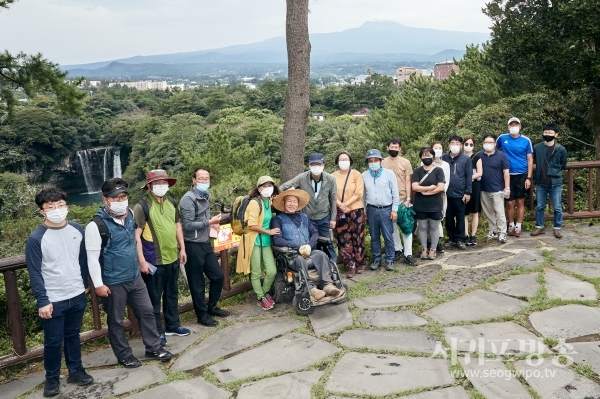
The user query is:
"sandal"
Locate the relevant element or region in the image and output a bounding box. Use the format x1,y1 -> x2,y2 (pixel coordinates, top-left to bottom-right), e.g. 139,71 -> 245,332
427,249 -> 437,260
420,248 -> 428,260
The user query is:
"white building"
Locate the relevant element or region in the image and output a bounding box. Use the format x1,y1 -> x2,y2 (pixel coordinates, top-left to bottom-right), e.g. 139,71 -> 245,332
350,75 -> 370,85
108,81 -> 168,90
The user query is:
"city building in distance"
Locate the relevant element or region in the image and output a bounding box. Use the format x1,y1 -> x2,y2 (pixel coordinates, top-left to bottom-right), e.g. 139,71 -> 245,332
393,67 -> 423,84
433,60 -> 460,81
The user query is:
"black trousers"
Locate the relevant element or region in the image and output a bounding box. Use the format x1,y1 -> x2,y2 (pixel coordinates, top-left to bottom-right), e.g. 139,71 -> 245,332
445,197 -> 467,243
142,260 -> 181,334
184,241 -> 224,319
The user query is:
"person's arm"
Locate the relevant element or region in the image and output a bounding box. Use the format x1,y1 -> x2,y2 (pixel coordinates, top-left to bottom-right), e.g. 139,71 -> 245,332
75,224 -> 89,291
464,158 -> 473,200
342,171 -> 363,210
525,153 -> 533,189
179,195 -> 207,232
329,175 -> 338,227
85,221 -> 110,297
560,147 -> 568,170
421,169 -> 445,195
404,166 -> 412,205
503,168 -> 510,197
248,200 -> 279,236
134,228 -> 151,274
473,158 -> 483,180
279,173 -> 302,191
25,233 -> 52,317
175,222 -> 187,264
496,135 -> 502,149
271,217 -> 298,249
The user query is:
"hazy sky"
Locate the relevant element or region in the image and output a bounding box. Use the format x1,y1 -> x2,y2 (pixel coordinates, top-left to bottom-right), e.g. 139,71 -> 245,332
1,0 -> 491,65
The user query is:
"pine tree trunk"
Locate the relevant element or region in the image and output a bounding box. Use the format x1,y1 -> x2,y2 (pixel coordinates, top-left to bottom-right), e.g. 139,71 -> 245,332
281,0 -> 311,183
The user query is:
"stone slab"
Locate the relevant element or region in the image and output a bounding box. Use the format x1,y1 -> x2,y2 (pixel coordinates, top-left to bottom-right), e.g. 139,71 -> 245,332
0,372 -> 44,399
505,238 -> 544,249
432,265 -> 512,296
125,377 -> 231,399
325,352 -> 454,396
553,249 -> 600,262
459,358 -> 531,399
540,234 -> 600,248
353,291 -> 427,309
370,264 -> 442,291
529,304 -> 600,339
26,365 -> 165,399
237,371 -> 322,399
545,269 -> 597,300
554,262 -> 600,278
515,358 -> 600,398
208,333 -> 339,383
569,341 -> 600,376
338,329 -> 438,354
359,310 -> 428,327
491,273 -> 539,298
446,250 -> 512,267
308,302 -> 352,336
402,386 -> 470,399
445,321 -> 548,354
82,324 -> 208,368
501,249 -> 546,269
574,225 -> 600,236
171,316 -> 302,371
424,290 -> 527,324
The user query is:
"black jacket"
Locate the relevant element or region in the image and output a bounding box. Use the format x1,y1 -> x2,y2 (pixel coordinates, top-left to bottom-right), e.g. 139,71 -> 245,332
442,152 -> 473,198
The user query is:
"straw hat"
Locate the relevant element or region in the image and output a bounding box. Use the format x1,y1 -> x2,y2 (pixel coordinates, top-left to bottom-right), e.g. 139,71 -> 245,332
272,189 -> 310,212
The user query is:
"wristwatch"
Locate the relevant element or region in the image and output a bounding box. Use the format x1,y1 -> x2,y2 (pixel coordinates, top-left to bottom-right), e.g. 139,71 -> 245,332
526,177 -> 532,181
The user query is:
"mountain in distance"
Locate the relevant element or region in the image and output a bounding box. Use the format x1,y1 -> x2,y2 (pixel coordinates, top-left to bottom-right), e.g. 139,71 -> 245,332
63,21 -> 489,71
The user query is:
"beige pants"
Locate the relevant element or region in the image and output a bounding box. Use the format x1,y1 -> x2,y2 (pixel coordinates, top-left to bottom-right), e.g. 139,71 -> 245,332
481,191 -> 507,233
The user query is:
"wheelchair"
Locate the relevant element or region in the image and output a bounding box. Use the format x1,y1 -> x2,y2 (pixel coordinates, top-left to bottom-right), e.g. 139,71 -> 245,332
269,236 -> 348,315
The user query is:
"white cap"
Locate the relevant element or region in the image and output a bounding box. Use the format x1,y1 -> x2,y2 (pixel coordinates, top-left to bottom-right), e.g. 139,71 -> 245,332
507,117 -> 521,125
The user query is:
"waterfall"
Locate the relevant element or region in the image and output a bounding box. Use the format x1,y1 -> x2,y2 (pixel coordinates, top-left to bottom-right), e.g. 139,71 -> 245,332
76,150 -> 94,193
113,149 -> 122,178
102,147 -> 110,181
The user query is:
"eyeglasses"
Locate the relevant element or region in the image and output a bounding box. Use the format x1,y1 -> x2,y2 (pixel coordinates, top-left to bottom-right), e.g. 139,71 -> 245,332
195,178 -> 210,183
43,203 -> 68,211
107,194 -> 128,202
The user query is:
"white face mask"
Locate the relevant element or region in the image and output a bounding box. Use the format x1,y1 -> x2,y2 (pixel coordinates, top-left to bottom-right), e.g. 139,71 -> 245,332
338,161 -> 351,170
45,208 -> 68,224
310,165 -> 324,175
152,184 -> 169,197
450,145 -> 461,155
509,126 -> 520,135
463,145 -> 473,153
434,149 -> 443,158
110,200 -> 129,216
260,186 -> 274,198
483,143 -> 495,152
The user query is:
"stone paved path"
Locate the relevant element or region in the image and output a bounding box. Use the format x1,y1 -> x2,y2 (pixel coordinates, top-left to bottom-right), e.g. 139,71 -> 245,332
4,222 -> 600,398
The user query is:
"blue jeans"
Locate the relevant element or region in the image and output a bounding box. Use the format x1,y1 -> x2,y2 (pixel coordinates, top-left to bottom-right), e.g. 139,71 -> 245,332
535,185 -> 563,229
366,205 -> 395,263
39,292 -> 87,379
310,214 -> 337,263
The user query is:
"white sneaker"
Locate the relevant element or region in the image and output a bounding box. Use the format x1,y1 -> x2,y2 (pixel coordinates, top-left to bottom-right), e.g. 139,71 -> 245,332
485,231 -> 498,240
499,232 -> 508,243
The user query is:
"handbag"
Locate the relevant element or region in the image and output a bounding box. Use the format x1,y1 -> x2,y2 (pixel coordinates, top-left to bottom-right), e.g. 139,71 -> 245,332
396,199 -> 416,235
336,169 -> 352,219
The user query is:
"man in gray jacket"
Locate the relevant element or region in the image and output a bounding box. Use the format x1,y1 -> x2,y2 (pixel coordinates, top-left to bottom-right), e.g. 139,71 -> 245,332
280,153 -> 338,262
179,167 -> 229,327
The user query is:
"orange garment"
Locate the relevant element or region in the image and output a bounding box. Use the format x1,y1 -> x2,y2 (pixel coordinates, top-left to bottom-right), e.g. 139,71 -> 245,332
382,156 -> 413,200
332,169 -> 364,211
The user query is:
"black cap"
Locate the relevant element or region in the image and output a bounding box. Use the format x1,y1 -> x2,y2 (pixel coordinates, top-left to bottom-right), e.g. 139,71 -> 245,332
102,186 -> 128,198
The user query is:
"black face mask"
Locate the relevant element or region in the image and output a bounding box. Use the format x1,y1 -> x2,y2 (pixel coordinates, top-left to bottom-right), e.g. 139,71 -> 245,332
422,158 -> 433,166
388,150 -> 399,157
543,135 -> 555,142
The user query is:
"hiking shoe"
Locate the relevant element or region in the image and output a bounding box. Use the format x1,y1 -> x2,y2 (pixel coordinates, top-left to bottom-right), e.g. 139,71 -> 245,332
499,232 -> 508,243
347,265 -> 356,278
445,240 -> 456,248
323,283 -> 341,296
118,355 -> 142,368
258,296 -> 274,310
264,293 -> 275,306
198,313 -> 218,327
145,348 -> 173,362
356,265 -> 365,274
436,242 -> 445,253
554,229 -> 563,239
404,255 -> 418,266
514,227 -> 522,237
43,377 -> 60,397
470,236 -> 477,246
159,333 -> 167,347
393,250 -> 404,261
457,241 -> 467,250
385,262 -> 395,271
508,225 -> 515,236
465,235 -> 473,246
165,327 -> 190,336
310,287 -> 326,301
485,231 -> 498,240
208,307 -> 230,317
530,227 -> 545,236
369,260 -> 381,270
67,366 -> 93,386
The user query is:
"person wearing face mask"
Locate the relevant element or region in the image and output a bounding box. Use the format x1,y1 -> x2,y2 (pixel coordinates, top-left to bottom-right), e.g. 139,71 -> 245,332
441,135 -> 472,250
86,178 -> 173,369
462,136 -> 483,246
496,117 -> 533,237
331,151 -> 366,278
236,176 -> 281,310
132,170 -> 189,346
430,141 -> 451,253
531,123 -> 568,239
26,188 -> 93,397
280,153 -> 338,263
381,138 -> 418,266
179,168 -> 228,327
362,149 -> 400,271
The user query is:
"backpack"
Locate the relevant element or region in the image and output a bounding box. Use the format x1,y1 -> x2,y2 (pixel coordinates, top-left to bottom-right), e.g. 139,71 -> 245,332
231,195 -> 262,236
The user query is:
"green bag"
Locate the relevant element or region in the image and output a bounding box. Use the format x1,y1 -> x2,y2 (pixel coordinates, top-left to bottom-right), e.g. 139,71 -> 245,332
396,199 -> 416,235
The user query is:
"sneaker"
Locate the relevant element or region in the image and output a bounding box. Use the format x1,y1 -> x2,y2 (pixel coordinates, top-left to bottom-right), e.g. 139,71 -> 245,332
118,355 -> 142,368
457,241 -> 467,250
436,242 -> 445,253
499,232 -> 508,243
465,235 -> 473,246
67,366 -> 94,386
258,296 -> 274,310
369,260 -> 381,270
404,255 -> 418,266
198,313 -> 218,327
43,377 -> 60,397
485,231 -> 498,240
470,236 -> 477,246
159,333 -> 167,347
310,287 -> 326,301
264,293 -> 275,306
208,307 -> 230,317
346,265 -> 356,278
145,348 -> 173,362
508,225 -> 515,236
393,250 -> 404,261
554,229 -> 563,239
444,240 -> 456,248
165,327 -> 190,336
385,262 -> 395,271
356,265 -> 365,274
514,227 -> 522,237
530,227 -> 545,236
323,283 -> 341,296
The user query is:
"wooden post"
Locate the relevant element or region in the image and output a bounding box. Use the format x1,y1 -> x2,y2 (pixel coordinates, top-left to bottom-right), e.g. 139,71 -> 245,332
220,250 -> 231,291
588,168 -> 594,212
568,169 -> 575,214
88,278 -> 102,330
4,270 -> 26,356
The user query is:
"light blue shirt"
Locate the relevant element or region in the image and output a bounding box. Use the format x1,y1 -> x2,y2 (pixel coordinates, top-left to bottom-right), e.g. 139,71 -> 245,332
362,168 -> 399,209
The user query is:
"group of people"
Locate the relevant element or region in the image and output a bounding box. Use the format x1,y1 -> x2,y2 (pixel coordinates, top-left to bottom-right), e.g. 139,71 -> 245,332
24,116 -> 567,397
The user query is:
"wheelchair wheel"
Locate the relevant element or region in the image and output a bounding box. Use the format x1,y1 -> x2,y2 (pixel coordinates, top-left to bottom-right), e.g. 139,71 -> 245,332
293,294 -> 314,316
270,278 -> 288,304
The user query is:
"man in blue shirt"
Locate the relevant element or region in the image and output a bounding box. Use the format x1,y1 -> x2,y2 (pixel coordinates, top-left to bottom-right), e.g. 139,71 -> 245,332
496,117 -> 533,237
362,149 -> 399,271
